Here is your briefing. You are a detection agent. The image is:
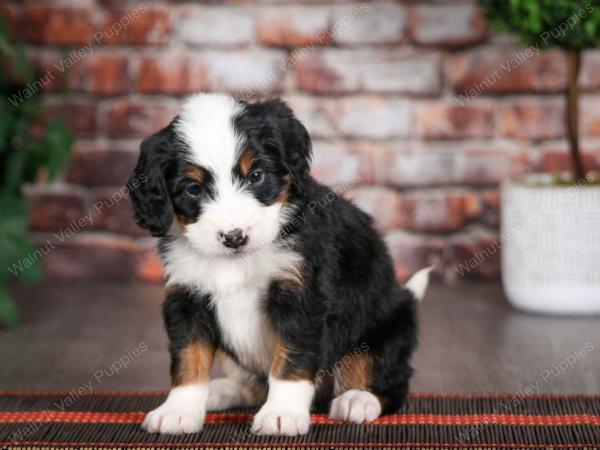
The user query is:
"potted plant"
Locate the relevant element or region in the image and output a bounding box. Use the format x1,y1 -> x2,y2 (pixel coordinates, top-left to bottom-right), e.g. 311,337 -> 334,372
480,0 -> 600,314
0,18 -> 73,327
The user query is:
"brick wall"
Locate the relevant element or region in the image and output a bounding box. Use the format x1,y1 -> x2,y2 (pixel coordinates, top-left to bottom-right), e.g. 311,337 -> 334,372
5,0 -> 600,283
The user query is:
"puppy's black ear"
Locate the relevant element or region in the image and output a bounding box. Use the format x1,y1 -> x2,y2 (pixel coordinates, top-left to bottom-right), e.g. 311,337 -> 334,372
127,129 -> 174,237
276,101 -> 312,185
244,99 -> 312,188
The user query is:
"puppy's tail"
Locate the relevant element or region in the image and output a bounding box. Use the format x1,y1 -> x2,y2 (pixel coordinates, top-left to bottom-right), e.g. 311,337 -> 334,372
404,266 -> 434,301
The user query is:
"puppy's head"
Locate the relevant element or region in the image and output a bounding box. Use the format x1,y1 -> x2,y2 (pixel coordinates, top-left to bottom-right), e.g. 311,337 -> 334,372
127,94 -> 311,256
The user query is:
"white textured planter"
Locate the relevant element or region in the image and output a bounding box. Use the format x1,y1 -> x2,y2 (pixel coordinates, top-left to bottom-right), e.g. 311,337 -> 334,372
501,174 -> 600,315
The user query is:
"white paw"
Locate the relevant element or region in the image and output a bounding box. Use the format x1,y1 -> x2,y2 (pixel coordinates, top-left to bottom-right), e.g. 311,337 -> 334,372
142,384 -> 207,434
142,406 -> 204,434
329,389 -> 382,423
251,405 -> 311,436
206,378 -> 250,411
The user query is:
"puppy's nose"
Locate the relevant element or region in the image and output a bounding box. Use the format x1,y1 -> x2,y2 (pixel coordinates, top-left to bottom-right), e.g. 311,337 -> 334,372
220,228 -> 248,249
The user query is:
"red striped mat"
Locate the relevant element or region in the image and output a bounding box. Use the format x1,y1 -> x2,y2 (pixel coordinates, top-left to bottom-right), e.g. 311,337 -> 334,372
0,391 -> 598,448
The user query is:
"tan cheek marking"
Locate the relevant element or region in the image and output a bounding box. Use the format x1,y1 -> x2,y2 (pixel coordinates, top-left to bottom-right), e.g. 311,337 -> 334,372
278,175 -> 291,204
176,213 -> 191,228
185,164 -> 205,183
240,151 -> 255,177
334,351 -> 373,395
271,340 -> 311,381
172,341 -> 215,386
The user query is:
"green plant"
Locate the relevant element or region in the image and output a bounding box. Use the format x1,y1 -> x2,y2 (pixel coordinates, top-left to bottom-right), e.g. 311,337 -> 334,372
479,0 -> 600,183
0,18 -> 73,327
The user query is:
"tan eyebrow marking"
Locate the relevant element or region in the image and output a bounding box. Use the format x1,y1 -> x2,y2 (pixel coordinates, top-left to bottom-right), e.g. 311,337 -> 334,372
185,164 -> 204,183
240,150 -> 255,177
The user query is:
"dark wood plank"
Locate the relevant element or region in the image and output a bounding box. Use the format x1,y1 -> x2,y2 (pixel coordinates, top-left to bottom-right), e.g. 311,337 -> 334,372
1,281 -> 598,393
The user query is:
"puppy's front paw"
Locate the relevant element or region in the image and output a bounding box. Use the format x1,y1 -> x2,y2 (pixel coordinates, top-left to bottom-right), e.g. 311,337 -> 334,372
142,384 -> 208,434
329,389 -> 381,423
251,405 -> 310,436
142,406 -> 204,434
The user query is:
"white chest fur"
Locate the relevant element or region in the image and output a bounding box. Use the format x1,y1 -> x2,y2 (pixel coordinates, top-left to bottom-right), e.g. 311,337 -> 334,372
162,237 -> 302,375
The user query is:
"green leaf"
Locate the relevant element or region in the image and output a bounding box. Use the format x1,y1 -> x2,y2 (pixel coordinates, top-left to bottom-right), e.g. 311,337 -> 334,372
479,0 -> 600,49
0,287 -> 19,328
17,254 -> 44,284
41,118 -> 74,180
0,10 -> 75,329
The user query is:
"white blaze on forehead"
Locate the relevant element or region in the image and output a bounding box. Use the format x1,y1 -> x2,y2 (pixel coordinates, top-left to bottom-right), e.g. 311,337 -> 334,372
173,94 -> 285,256
175,93 -> 243,186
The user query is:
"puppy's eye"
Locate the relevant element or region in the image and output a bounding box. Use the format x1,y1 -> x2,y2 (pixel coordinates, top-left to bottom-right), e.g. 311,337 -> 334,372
186,183 -> 202,196
248,170 -> 264,185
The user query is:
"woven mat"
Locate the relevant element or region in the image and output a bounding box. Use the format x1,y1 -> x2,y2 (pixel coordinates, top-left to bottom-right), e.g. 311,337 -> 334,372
0,391 -> 598,449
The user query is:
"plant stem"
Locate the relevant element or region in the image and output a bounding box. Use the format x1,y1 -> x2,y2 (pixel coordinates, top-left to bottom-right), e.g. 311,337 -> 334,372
566,49 -> 586,184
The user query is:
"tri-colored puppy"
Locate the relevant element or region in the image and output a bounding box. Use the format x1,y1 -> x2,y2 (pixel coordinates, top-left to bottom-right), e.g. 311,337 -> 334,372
128,94 -> 430,436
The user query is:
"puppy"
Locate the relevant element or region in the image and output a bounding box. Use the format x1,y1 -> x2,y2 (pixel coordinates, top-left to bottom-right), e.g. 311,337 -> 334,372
128,94 -> 429,436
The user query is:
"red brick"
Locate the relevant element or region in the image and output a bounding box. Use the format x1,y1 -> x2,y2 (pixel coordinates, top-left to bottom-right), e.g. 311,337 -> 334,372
40,234 -> 136,281
332,3 -> 404,45
297,49 -> 441,95
284,96 -> 338,139
409,4 -> 487,48
27,190 -> 86,231
195,50 -> 286,95
311,141 -> 374,187
98,7 -> 171,45
541,148 -> 600,174
24,5 -> 93,45
177,6 -> 254,46
345,187 -> 403,231
135,51 -> 285,96
450,228 -> 500,280
135,239 -> 164,283
45,100 -> 97,139
102,99 -> 175,139
89,190 -> 145,236
400,190 -> 481,233
382,145 -> 530,187
136,54 -> 200,94
498,100 -> 565,140
384,231 -> 445,282
30,51 -> 126,95
417,103 -> 494,139
69,54 -> 129,95
337,97 -> 411,139
580,50 -> 600,90
67,148 -> 138,187
258,6 -> 330,47
581,95 -> 600,138
449,48 -> 567,95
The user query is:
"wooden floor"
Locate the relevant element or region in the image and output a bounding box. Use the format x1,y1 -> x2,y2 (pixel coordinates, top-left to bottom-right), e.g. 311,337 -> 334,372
1,281 -> 599,394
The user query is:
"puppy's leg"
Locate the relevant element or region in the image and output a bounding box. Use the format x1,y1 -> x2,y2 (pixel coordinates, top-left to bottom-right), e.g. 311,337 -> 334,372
251,341 -> 315,436
207,352 -> 267,411
329,350 -> 383,423
330,301 -> 416,423
143,287 -> 219,434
